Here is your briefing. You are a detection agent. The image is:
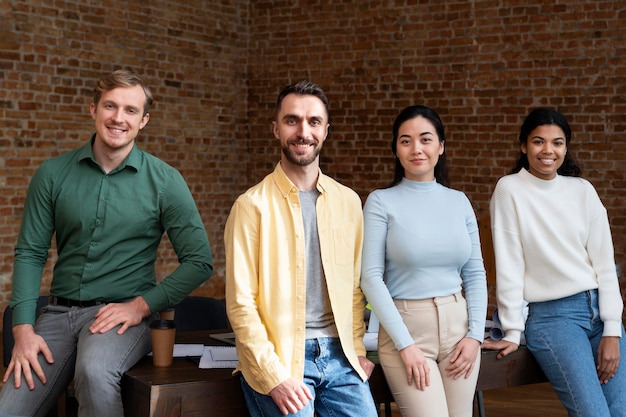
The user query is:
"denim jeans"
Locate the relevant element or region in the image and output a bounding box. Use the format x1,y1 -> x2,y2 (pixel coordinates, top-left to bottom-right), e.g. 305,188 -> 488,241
0,304 -> 154,417
240,337 -> 378,417
526,289 -> 626,417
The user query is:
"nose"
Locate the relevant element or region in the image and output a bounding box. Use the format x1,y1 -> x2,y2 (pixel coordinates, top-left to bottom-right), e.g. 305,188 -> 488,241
112,108 -> 124,123
411,142 -> 423,155
297,122 -> 311,139
542,143 -> 554,154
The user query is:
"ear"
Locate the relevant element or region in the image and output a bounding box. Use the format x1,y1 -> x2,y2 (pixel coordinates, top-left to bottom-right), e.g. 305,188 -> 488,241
272,121 -> 280,139
438,139 -> 445,155
521,143 -> 527,154
139,113 -> 150,130
90,102 -> 97,120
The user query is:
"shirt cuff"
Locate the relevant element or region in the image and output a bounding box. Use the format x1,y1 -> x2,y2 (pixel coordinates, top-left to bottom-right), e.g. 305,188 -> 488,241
603,320 -> 623,338
503,329 -> 522,345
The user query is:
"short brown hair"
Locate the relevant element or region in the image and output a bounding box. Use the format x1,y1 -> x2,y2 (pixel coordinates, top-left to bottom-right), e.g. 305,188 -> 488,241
93,69 -> 153,116
274,81 -> 329,121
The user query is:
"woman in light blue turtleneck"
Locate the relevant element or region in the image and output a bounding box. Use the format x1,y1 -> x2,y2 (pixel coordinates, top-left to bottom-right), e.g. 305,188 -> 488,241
361,105 -> 487,417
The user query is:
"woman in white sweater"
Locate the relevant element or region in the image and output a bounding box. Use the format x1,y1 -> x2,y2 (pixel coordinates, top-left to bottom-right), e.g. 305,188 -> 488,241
483,108 -> 625,416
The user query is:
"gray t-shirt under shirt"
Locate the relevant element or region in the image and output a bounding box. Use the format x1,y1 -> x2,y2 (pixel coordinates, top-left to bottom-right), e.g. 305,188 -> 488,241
299,189 -> 338,340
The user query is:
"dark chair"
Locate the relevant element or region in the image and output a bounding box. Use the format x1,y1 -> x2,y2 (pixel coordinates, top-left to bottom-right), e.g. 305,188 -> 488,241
2,295 -> 65,417
171,296 -> 229,332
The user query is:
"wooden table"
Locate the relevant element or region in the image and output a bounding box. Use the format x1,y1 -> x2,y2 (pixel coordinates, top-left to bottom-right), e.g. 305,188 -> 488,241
121,331 -> 546,417
122,356 -> 247,417
476,345 -> 547,391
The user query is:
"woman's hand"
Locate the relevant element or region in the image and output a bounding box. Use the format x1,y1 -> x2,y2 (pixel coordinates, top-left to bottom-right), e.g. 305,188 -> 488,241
597,336 -> 620,384
399,344 -> 430,391
445,337 -> 480,379
481,339 -> 519,359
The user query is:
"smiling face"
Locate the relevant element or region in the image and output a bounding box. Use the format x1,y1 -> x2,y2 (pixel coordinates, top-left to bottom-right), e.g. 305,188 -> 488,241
395,116 -> 444,182
272,93 -> 329,169
521,124 -> 566,180
90,84 -> 150,157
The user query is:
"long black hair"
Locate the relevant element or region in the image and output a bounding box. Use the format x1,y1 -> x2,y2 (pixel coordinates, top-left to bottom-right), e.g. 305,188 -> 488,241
511,108 -> 582,177
388,105 -> 450,188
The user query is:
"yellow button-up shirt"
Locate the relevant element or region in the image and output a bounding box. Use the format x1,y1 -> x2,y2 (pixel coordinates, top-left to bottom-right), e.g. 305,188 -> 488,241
224,163 -> 368,394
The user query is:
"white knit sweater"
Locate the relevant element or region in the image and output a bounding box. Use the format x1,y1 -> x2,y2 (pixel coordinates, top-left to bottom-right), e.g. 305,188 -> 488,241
490,169 -> 623,344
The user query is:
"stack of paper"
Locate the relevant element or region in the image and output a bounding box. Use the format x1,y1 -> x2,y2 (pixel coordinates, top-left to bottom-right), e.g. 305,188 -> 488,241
199,345 -> 238,369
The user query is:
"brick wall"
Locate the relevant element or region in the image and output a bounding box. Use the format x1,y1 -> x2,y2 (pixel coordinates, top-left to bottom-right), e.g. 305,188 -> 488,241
245,0 -> 626,316
1,0 -> 624,320
0,0 -> 250,308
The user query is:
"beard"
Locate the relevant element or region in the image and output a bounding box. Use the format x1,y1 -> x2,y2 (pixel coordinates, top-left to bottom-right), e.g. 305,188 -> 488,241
281,142 -> 322,167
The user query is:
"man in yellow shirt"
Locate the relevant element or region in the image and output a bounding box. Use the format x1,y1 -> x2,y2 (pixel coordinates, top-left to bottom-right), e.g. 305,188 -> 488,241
224,81 -> 377,417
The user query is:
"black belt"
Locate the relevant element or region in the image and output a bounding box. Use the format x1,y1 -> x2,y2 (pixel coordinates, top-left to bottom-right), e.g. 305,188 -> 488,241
48,296 -> 104,308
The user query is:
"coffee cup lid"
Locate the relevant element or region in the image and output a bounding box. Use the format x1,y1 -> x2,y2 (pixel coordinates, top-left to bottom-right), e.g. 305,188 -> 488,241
150,319 -> 176,329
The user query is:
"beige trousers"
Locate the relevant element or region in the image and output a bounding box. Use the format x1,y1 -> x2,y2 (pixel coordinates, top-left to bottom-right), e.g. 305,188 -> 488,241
378,293 -> 480,417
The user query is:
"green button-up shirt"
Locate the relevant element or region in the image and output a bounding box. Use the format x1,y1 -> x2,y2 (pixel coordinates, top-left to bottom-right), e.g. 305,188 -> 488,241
11,137 -> 213,325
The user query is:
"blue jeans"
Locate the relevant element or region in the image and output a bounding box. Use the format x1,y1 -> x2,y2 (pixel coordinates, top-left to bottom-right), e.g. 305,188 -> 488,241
0,304 -> 154,417
525,290 -> 626,417
240,337 -> 377,417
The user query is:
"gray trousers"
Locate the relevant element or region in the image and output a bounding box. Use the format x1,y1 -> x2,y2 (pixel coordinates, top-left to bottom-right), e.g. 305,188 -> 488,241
0,304 -> 153,417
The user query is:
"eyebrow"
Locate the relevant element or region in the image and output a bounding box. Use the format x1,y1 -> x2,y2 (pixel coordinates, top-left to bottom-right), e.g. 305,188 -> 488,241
531,135 -> 565,141
400,131 -> 434,138
282,113 -> 325,122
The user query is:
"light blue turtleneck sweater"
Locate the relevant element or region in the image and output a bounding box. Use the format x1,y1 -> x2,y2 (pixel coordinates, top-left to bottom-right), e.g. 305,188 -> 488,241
361,178 -> 487,350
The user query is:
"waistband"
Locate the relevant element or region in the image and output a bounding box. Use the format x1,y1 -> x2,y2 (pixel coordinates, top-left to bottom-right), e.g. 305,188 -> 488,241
48,296 -> 105,308
393,292 -> 462,309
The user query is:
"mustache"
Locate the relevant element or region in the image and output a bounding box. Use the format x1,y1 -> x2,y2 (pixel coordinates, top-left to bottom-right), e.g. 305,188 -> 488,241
289,138 -> 316,145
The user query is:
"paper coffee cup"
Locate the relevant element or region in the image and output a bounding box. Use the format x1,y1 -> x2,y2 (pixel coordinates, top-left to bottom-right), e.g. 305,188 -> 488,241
150,319 -> 176,367
159,307 -> 175,321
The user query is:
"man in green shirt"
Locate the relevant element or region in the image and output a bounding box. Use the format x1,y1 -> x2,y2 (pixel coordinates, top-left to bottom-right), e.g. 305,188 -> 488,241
0,69 -> 213,417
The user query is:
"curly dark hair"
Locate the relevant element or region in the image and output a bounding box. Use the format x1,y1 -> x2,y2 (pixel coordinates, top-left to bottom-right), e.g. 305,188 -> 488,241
511,108 -> 582,177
